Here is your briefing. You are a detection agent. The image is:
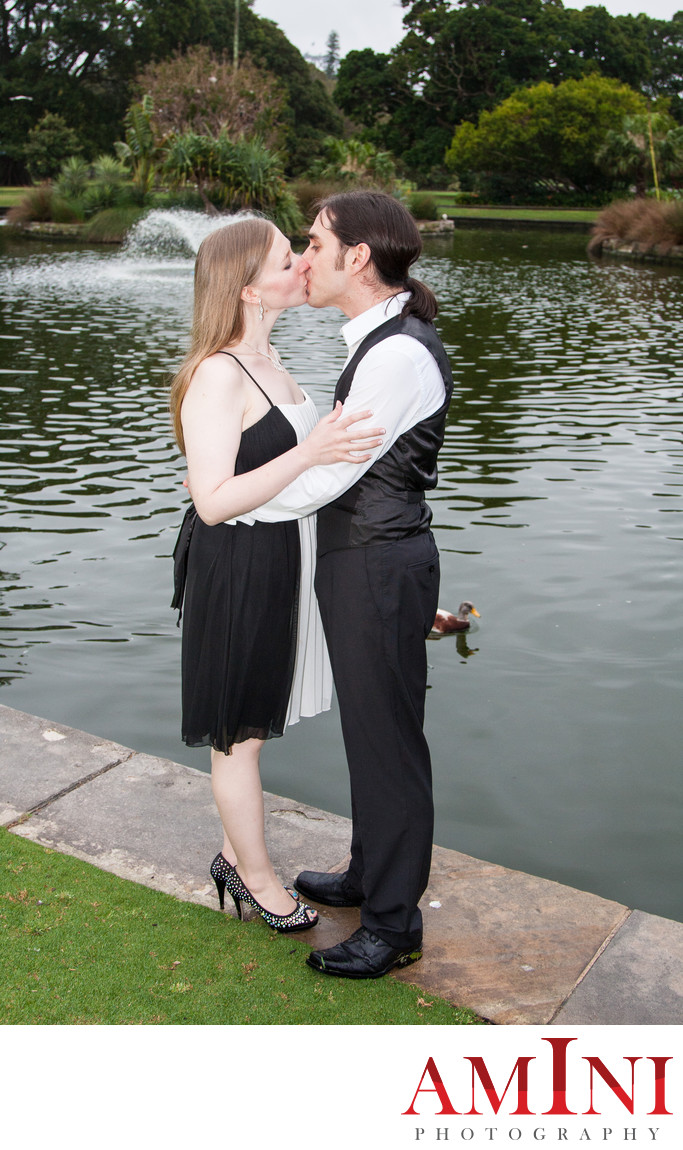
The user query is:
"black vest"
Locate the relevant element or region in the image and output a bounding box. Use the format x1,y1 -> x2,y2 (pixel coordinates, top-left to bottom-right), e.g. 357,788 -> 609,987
317,313 -> 453,555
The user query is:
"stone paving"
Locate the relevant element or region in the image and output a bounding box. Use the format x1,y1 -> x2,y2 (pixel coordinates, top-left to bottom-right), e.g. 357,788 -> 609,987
1,702 -> 681,1024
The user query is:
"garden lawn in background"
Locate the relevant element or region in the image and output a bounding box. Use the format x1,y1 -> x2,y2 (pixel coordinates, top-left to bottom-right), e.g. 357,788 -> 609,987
427,194 -> 598,224
0,829 -> 482,1026
0,187 -> 30,208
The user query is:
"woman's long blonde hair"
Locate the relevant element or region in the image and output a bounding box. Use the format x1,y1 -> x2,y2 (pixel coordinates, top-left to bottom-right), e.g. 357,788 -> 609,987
170,217 -> 276,454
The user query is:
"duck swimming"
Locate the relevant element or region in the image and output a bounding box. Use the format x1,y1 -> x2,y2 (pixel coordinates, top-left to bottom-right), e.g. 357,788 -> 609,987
428,601 -> 480,638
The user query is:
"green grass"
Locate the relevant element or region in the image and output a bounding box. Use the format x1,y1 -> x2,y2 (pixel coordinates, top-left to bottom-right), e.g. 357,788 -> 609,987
0,186 -> 30,208
0,829 -> 482,1026
423,191 -> 599,222
448,206 -> 598,222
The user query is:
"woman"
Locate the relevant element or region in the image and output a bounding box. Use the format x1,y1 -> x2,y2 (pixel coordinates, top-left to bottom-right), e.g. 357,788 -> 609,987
170,217 -> 382,934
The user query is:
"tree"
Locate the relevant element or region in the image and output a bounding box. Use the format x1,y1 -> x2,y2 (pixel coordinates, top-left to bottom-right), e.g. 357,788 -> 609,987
199,0 -> 343,172
642,13 -> 683,121
335,0 -> 682,178
334,48 -> 412,128
596,112 -> 683,196
23,112 -> 82,180
446,74 -> 648,196
135,45 -> 286,150
560,6 -> 652,90
0,0 -> 200,174
0,0 -> 341,181
324,31 -> 340,78
333,47 -> 436,176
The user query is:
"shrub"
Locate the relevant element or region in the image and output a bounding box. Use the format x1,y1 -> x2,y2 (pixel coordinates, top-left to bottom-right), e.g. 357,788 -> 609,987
220,135 -> 285,211
83,155 -> 130,214
51,196 -> 85,224
408,192 -> 437,220
151,188 -> 205,211
54,156 -> 91,202
589,198 -> 683,253
6,183 -> 55,224
5,183 -> 81,225
266,187 -> 305,235
82,207 -> 147,243
308,137 -> 396,189
288,179 -> 341,219
163,131 -> 296,223
114,95 -> 165,200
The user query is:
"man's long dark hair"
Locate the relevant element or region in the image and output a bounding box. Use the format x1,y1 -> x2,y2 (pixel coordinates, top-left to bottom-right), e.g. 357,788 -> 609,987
317,190 -> 438,322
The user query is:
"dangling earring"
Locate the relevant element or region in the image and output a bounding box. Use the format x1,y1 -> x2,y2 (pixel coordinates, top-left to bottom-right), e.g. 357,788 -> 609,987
258,299 -> 264,322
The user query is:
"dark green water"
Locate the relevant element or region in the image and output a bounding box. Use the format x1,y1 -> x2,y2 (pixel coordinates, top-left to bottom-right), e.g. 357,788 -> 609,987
1,215 -> 681,921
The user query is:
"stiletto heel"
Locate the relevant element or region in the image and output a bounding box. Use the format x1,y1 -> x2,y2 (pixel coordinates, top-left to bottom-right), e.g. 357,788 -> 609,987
209,852 -> 318,933
210,852 -> 233,913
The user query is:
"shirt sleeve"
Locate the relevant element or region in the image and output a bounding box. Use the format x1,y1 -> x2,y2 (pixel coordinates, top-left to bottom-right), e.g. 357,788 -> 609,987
241,343 -> 426,522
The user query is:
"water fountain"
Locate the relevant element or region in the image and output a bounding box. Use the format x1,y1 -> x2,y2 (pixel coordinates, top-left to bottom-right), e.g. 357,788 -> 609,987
1,208 -> 251,298
121,208 -> 252,259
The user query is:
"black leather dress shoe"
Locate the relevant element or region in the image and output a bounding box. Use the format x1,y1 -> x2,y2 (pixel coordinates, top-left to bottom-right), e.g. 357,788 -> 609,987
306,926 -> 422,979
294,870 -> 363,908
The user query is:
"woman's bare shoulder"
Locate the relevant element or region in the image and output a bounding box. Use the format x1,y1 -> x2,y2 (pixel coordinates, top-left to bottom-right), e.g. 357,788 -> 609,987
185,351 -> 247,404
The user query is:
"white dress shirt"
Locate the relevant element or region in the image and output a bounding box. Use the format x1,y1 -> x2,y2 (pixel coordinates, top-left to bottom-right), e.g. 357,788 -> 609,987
234,293 -> 446,524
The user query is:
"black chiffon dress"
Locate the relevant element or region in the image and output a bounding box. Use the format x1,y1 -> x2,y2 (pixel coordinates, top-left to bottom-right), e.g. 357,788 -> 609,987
172,374 -> 301,754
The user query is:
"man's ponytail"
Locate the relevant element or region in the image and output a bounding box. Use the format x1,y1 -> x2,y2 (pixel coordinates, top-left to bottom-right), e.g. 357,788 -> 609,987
402,275 -> 437,321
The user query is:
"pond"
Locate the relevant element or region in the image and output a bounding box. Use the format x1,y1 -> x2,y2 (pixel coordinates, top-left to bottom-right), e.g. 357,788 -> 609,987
1,213 -> 681,922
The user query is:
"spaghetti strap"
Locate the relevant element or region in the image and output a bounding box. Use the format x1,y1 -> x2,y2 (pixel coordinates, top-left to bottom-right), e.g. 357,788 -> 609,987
218,351 -> 274,408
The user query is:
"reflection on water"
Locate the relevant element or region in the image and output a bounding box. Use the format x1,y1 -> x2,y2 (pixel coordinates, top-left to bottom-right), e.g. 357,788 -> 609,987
1,216 -> 682,921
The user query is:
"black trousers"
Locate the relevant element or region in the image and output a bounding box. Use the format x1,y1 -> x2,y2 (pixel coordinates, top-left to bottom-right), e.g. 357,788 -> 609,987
314,531 -> 440,950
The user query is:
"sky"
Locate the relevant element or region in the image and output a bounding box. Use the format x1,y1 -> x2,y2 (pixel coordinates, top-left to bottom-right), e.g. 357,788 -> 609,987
252,0 -> 682,59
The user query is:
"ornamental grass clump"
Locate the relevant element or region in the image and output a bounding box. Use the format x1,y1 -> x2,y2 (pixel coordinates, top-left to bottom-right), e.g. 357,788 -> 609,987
6,183 -> 82,226
408,192 -> 437,221
289,179 -> 341,219
82,206 -> 146,242
589,198 -> 683,253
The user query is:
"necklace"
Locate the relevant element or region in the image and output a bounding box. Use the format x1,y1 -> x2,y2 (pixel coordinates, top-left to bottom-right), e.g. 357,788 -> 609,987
238,341 -> 287,373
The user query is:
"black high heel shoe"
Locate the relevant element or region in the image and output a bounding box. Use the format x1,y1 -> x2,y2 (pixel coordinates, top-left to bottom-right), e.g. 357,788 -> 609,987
210,853 -> 318,933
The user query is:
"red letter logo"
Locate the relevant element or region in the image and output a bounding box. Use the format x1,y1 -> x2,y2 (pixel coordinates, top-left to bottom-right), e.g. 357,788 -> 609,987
403,1058 -> 460,1116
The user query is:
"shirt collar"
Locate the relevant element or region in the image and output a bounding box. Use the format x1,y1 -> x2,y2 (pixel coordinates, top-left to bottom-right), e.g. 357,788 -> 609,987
341,292 -> 410,354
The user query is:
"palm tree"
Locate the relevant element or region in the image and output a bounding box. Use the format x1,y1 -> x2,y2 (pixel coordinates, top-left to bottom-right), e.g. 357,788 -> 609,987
54,156 -> 90,201
596,113 -> 683,198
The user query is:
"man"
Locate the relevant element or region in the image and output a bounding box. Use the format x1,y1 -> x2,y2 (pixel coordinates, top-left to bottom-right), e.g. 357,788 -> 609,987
250,190 -> 453,977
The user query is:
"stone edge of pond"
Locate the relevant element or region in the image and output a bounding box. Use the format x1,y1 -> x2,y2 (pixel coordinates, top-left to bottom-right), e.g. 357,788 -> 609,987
5,219 -> 457,244
1,701 -> 682,1026
595,236 -> 683,265
5,222 -> 121,243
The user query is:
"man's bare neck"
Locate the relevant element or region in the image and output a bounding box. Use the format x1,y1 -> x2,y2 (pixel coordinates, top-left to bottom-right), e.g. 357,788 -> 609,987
341,288 -> 400,320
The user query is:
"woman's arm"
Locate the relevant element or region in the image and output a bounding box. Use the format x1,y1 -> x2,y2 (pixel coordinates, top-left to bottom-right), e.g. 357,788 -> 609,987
181,356 -> 383,526
240,343 -> 429,521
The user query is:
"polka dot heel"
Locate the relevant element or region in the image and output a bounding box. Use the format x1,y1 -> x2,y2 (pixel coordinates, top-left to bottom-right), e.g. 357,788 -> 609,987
209,852 -> 318,933
210,852 -> 235,912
